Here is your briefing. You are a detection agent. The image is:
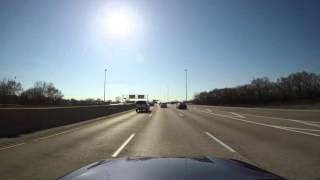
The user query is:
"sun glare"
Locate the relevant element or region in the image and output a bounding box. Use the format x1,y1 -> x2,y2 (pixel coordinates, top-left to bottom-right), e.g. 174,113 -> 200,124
106,11 -> 131,37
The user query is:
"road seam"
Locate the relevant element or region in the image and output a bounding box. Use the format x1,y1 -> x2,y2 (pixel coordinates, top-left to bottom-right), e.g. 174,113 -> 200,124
205,132 -> 236,153
112,133 -> 135,157
33,129 -> 77,141
33,111 -> 136,141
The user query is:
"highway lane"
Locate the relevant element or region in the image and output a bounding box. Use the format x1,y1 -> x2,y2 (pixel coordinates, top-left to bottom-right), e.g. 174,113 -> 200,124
0,104 -> 319,179
193,105 -> 320,122
124,105 -> 240,159
185,105 -> 320,180
0,110 -> 150,179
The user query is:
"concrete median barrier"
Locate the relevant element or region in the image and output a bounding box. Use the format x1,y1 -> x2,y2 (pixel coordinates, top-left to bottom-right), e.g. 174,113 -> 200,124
0,104 -> 135,137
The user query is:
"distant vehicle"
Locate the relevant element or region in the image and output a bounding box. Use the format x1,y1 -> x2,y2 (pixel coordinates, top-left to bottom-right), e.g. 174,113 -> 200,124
149,102 -> 155,106
177,102 -> 187,109
135,101 -> 150,113
58,156 -> 285,180
160,103 -> 167,108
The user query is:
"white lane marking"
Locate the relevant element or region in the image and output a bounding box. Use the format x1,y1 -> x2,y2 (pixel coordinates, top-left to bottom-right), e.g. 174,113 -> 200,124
149,113 -> 152,117
307,121 -> 320,124
205,132 -> 235,153
278,126 -> 320,132
192,105 -> 320,112
240,113 -> 320,128
179,113 -> 184,117
197,107 -> 320,128
231,112 -> 246,118
196,110 -> 320,137
0,143 -> 25,151
112,134 -> 135,157
276,127 -> 320,137
206,109 -> 212,112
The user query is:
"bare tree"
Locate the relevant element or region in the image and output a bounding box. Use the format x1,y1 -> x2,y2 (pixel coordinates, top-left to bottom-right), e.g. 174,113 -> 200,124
21,81 -> 63,105
193,72 -> 320,105
0,79 -> 23,105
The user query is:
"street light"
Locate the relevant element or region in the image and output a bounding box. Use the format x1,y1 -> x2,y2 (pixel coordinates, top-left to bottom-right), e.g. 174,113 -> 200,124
104,69 -> 107,102
185,69 -> 188,102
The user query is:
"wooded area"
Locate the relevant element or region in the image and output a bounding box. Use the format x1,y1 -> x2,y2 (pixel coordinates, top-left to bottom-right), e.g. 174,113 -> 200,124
0,80 -> 108,106
193,72 -> 320,106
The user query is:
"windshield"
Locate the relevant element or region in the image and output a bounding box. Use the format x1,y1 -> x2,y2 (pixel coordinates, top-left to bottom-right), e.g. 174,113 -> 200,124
0,1 -> 320,180
136,101 -> 147,105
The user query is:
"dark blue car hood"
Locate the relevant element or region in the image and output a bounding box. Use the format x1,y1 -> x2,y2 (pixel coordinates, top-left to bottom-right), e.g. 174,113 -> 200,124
58,156 -> 285,180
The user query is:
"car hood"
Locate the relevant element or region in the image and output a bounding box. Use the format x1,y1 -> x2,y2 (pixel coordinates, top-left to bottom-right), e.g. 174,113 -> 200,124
57,156 -> 285,180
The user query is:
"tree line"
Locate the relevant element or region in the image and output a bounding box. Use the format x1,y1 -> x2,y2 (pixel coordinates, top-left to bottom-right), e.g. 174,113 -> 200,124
0,80 -> 64,106
193,71 -> 320,106
0,79 -> 110,107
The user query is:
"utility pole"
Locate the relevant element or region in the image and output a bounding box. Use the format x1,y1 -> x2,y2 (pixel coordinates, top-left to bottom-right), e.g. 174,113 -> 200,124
185,69 -> 188,102
104,69 -> 107,102
167,85 -> 170,102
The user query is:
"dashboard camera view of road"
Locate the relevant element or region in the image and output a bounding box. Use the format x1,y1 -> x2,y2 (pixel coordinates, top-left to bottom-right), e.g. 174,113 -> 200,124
1,0 -> 320,180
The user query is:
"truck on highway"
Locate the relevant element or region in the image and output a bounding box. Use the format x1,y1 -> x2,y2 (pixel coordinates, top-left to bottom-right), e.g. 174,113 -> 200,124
135,100 -> 150,113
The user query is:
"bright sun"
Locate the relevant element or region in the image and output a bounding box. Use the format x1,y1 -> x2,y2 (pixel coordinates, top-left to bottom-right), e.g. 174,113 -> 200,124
106,12 -> 131,37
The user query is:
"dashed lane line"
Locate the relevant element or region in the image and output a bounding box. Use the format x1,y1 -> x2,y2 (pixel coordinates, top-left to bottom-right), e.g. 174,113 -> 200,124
205,132 -> 236,153
112,134 -> 135,158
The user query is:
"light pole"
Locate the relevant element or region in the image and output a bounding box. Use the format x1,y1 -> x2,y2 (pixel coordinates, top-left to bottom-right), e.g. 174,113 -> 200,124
104,69 -> 107,102
185,69 -> 188,102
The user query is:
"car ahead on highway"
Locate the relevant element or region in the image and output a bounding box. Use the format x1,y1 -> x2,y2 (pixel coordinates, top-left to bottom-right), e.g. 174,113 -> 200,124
135,101 -> 150,113
160,103 -> 167,108
58,156 -> 285,180
176,102 -> 187,109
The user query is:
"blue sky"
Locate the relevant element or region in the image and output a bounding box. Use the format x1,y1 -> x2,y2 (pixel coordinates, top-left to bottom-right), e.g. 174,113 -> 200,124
1,0 -> 320,101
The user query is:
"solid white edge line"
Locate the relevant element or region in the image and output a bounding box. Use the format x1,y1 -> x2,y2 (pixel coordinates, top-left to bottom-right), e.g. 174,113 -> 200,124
280,127 -> 320,132
309,122 -> 320,124
193,106 -> 320,128
231,112 -> 246,118
205,132 -> 236,153
112,133 -> 135,157
0,142 -> 25,151
192,105 -> 320,112
196,109 -> 320,137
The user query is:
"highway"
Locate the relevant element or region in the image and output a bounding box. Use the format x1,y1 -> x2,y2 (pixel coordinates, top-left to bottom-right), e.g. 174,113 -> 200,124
0,104 -> 320,180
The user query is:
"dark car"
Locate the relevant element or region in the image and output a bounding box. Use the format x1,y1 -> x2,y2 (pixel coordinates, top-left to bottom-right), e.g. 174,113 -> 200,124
177,102 -> 187,109
58,156 -> 285,180
160,103 -> 167,108
135,101 -> 150,113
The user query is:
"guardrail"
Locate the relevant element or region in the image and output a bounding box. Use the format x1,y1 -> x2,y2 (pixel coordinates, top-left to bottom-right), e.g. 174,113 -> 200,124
0,104 -> 135,137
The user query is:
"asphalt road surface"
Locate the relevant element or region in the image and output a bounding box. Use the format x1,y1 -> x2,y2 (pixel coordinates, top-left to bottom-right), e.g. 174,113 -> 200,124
0,104 -> 320,180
